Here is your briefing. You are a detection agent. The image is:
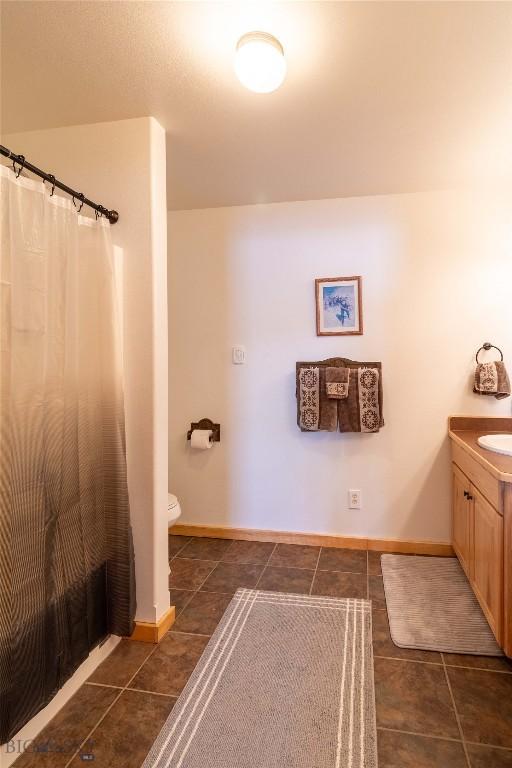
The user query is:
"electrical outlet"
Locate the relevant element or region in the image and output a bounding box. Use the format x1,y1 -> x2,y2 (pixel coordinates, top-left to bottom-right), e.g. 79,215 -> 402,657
349,489 -> 361,509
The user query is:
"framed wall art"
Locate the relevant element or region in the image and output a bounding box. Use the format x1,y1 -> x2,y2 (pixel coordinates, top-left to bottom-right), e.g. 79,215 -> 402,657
315,276 -> 363,336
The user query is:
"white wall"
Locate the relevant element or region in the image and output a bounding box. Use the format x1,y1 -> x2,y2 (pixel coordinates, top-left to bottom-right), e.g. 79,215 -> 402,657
168,188 -> 512,544
4,118 -> 170,622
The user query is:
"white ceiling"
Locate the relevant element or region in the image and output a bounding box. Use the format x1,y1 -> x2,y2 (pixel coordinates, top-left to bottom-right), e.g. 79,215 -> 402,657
2,1 -> 512,210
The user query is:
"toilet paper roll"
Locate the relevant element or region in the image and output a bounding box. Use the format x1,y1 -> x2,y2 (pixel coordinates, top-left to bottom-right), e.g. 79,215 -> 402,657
190,429 -> 213,450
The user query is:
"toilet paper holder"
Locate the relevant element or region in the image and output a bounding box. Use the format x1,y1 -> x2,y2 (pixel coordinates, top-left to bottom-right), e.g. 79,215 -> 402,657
187,418 -> 221,443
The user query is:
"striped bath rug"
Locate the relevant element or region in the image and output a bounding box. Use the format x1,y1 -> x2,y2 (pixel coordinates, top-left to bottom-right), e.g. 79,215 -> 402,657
143,589 -> 377,768
381,554 -> 503,656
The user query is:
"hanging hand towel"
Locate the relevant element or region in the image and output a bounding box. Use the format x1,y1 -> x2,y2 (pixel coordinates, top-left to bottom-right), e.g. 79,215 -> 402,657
318,367 -> 338,431
298,367 -> 320,430
338,366 -> 384,433
474,361 -> 511,400
358,367 -> 381,432
325,367 -> 350,399
337,369 -> 361,433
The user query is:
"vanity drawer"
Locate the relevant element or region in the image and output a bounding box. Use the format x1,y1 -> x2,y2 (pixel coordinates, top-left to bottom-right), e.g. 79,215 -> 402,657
451,441 -> 501,512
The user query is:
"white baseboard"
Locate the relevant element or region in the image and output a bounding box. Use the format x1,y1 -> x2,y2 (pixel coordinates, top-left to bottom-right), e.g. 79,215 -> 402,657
0,635 -> 121,767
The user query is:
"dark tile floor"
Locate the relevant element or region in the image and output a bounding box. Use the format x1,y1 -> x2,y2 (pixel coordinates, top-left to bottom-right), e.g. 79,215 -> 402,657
11,535 -> 512,768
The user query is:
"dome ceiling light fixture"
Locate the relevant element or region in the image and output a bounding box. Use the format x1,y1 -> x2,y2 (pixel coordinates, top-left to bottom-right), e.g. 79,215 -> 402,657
234,31 -> 287,94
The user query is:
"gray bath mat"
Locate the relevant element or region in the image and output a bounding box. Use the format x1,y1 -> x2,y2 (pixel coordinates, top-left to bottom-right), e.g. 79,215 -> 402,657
143,589 -> 377,768
381,554 -> 503,656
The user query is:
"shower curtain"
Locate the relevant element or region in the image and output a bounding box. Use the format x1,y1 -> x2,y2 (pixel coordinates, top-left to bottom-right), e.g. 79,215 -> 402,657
0,165 -> 136,743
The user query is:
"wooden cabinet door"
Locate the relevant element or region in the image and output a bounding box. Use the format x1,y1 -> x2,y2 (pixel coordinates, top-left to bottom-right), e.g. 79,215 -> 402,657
452,463 -> 472,578
472,485 -> 503,643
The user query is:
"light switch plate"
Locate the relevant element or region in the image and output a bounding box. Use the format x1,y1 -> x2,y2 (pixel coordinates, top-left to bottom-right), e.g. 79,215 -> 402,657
232,345 -> 246,365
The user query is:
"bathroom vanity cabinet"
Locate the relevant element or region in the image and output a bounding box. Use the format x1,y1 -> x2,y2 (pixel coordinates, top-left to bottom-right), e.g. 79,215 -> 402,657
449,416 -> 512,655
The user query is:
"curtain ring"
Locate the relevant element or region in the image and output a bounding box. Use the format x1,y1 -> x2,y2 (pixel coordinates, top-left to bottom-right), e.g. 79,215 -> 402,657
46,174 -> 56,197
13,155 -> 25,178
75,193 -> 85,213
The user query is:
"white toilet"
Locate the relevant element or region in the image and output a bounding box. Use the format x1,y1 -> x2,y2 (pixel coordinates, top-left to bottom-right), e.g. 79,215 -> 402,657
168,494 -> 182,577
168,493 -> 182,528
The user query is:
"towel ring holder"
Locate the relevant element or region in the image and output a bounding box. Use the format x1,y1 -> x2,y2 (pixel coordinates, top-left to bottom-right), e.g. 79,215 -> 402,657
475,342 -> 503,364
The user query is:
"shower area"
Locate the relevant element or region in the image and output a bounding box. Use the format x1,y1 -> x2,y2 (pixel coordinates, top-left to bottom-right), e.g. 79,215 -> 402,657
0,149 -> 137,743
0,119 -> 170,760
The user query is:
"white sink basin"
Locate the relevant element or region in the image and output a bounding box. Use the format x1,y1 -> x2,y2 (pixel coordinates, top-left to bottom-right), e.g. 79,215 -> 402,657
477,434 -> 512,457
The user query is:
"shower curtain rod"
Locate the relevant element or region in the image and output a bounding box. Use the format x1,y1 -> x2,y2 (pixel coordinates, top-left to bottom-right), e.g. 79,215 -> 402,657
0,144 -> 119,224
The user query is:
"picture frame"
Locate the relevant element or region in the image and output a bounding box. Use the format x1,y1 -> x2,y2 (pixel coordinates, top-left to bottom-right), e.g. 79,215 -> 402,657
315,276 -> 363,336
